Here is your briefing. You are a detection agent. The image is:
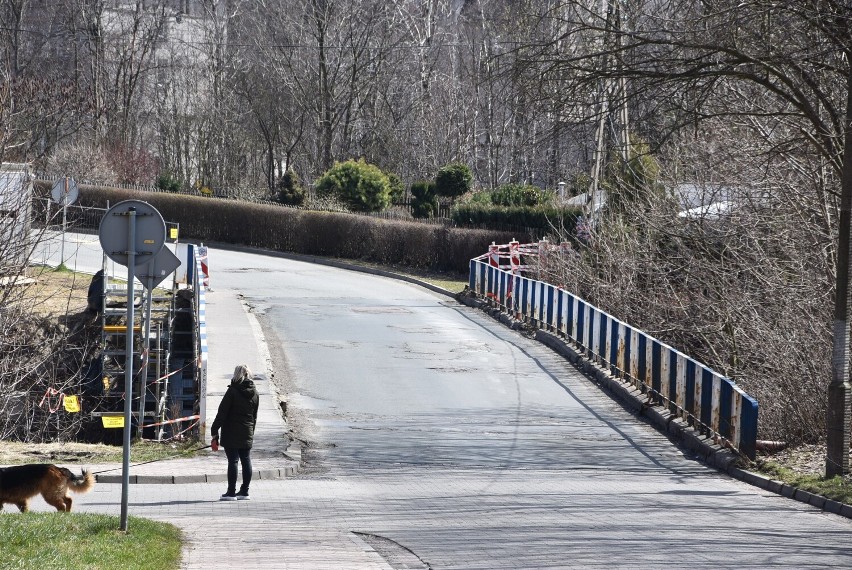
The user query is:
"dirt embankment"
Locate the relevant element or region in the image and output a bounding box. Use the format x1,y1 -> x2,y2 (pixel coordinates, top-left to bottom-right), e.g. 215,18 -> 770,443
0,267 -> 100,445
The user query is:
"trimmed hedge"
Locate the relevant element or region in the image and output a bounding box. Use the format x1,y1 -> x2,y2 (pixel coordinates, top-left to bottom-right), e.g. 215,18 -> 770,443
451,203 -> 583,235
56,183 -> 522,273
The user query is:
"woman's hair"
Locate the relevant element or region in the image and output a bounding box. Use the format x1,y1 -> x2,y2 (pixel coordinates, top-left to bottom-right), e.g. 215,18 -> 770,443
231,364 -> 252,384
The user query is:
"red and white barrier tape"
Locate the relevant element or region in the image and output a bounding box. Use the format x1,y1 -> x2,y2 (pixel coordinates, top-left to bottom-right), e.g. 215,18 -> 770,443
39,387 -> 66,413
142,420 -> 199,442
141,414 -> 200,429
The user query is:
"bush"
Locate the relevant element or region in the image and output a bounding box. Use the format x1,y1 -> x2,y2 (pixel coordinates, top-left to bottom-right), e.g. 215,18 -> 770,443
276,169 -> 306,206
46,141 -> 117,185
387,172 -> 405,203
462,190 -> 493,205
410,180 -> 437,218
451,202 -> 582,237
156,171 -> 182,193
434,162 -> 473,199
315,159 -> 392,212
491,183 -> 553,207
104,143 -> 159,185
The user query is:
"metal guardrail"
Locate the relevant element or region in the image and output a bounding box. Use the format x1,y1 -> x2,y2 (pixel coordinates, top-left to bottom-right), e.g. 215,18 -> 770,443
469,244 -> 759,459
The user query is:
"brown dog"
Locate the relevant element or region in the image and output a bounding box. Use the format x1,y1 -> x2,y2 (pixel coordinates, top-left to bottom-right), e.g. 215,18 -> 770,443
0,464 -> 95,512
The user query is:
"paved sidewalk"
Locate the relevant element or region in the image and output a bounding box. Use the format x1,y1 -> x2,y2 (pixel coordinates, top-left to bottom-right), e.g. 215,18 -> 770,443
93,286 -> 300,484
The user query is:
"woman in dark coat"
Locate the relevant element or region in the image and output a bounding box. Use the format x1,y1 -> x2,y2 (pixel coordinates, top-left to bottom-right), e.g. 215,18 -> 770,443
211,364 -> 259,500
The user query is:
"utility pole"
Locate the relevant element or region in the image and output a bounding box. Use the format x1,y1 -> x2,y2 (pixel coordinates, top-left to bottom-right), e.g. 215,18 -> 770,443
588,0 -> 630,223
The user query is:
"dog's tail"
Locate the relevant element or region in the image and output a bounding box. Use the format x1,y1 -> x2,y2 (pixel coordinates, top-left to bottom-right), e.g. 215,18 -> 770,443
66,469 -> 95,494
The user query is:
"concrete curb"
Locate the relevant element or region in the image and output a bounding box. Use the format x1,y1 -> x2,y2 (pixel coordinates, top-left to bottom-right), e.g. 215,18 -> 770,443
95,464 -> 300,485
93,444 -> 303,485
458,293 -> 852,520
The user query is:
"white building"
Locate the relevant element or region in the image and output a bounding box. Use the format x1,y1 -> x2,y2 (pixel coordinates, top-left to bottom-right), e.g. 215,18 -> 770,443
0,164 -> 33,274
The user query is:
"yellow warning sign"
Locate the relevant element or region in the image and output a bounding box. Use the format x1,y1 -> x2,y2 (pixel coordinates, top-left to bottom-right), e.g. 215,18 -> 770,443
63,395 -> 80,413
102,415 -> 125,428
169,227 -> 179,239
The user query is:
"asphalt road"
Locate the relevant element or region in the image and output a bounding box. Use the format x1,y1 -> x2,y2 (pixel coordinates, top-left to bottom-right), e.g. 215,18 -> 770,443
209,247 -> 852,568
27,235 -> 852,568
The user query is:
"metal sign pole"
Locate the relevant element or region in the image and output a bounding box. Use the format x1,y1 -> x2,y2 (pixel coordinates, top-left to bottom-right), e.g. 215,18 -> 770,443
60,178 -> 68,265
60,202 -> 67,265
156,322 -> 163,442
139,262 -> 155,441
120,208 -> 137,532
99,199 -> 166,532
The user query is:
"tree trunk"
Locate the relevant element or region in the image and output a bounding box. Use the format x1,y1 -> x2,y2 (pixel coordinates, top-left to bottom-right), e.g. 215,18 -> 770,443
826,65 -> 852,477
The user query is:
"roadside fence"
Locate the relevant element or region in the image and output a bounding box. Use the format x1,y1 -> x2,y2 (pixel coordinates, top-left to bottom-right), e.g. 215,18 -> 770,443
469,240 -> 759,459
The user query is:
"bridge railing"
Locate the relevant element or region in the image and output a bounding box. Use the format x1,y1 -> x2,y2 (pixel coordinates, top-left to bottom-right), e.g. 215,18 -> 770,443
189,244 -> 209,442
469,242 -> 758,459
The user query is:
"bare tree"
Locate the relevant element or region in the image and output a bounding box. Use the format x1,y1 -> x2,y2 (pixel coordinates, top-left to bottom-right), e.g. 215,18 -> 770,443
518,0 -> 852,472
539,120 -> 833,445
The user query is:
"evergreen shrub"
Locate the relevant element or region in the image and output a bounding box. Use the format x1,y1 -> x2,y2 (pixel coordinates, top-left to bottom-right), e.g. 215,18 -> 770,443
315,159 -> 392,212
434,162 -> 473,199
156,171 -> 181,193
387,172 -> 405,203
410,180 -> 437,218
276,169 -> 306,206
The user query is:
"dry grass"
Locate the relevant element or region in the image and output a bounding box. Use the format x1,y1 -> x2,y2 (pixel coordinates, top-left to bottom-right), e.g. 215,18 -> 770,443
0,439 -> 202,465
12,265 -> 91,318
761,444 -> 829,477
0,440 -> 122,464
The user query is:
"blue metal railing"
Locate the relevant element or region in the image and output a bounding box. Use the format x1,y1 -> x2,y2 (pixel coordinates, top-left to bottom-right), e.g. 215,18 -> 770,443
470,254 -> 759,459
183,244 -> 209,440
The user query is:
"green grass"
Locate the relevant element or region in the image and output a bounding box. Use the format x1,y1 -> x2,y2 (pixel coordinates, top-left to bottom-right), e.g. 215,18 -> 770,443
757,462 -> 852,504
0,513 -> 182,570
412,274 -> 468,293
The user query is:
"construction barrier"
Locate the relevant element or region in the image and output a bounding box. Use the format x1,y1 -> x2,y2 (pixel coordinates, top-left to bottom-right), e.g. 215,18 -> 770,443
191,244 -> 209,441
197,245 -> 209,287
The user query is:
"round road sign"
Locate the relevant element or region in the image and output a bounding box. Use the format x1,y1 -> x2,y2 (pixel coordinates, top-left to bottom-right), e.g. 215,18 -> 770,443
98,200 -> 166,267
50,177 -> 79,206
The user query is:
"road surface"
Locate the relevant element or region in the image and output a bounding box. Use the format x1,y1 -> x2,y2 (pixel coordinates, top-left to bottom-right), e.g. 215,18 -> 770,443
29,235 -> 852,568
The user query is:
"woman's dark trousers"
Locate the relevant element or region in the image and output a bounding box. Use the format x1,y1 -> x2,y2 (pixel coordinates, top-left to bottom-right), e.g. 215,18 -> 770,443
224,447 -> 252,494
